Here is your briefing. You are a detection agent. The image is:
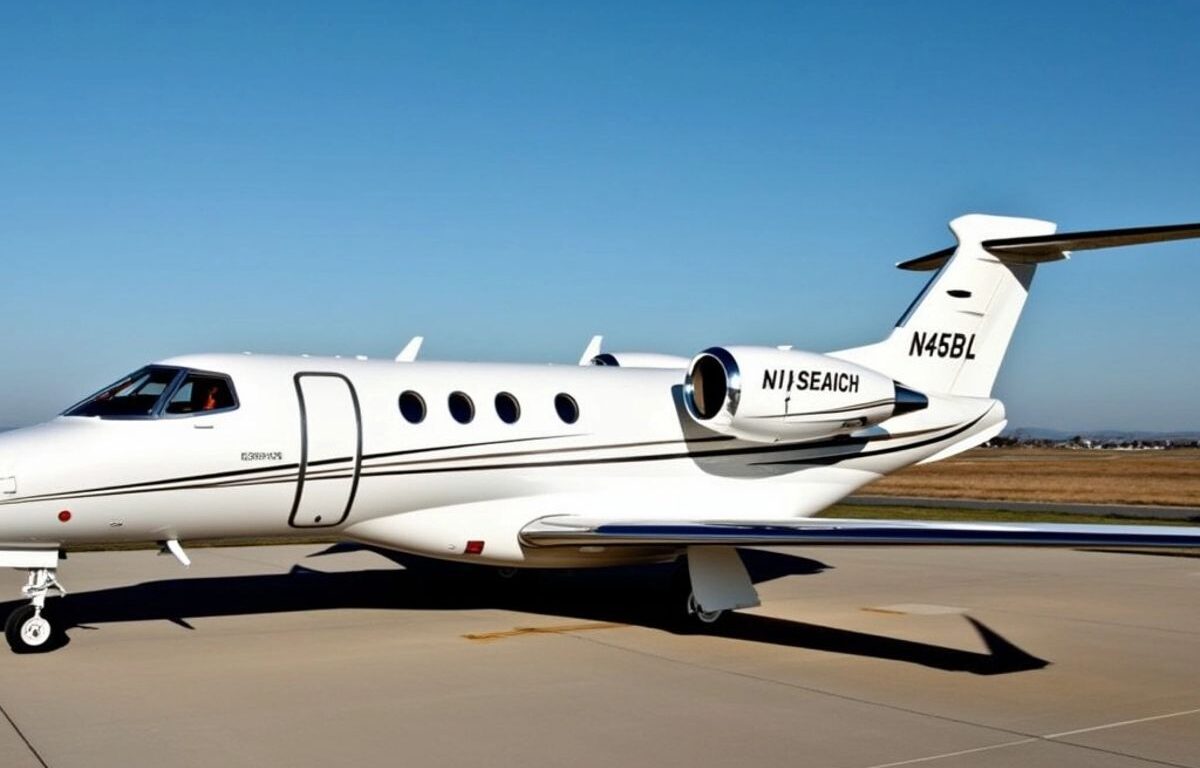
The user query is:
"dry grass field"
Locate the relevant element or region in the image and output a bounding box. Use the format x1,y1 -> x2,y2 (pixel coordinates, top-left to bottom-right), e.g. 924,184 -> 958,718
863,447 -> 1200,507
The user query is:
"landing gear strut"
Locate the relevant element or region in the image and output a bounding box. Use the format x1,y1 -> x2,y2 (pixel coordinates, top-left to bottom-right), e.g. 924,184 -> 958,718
5,567 -> 66,653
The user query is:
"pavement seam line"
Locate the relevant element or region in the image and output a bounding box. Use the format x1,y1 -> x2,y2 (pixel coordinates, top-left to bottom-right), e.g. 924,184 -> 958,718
0,701 -> 49,768
860,712 -> 1200,768
569,633 -> 1197,768
858,738 -> 1038,768
1043,708 -> 1200,738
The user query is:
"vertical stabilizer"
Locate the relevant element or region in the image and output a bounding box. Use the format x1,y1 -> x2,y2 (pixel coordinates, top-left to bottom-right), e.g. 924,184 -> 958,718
834,214 -> 1056,397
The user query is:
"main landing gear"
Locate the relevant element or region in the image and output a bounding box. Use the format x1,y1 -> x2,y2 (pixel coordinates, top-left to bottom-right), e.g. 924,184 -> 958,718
685,591 -> 726,625
673,547 -> 760,630
5,567 -> 66,653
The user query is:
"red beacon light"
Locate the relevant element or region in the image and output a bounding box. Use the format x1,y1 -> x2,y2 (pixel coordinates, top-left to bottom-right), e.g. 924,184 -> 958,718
58,510 -> 72,523
464,540 -> 485,555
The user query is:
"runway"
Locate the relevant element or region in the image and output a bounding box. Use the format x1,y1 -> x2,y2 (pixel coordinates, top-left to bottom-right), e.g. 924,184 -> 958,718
1,543 -> 1198,768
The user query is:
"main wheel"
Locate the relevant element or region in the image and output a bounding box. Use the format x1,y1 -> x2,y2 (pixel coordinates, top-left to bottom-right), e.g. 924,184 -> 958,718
687,592 -> 725,625
5,605 -> 54,653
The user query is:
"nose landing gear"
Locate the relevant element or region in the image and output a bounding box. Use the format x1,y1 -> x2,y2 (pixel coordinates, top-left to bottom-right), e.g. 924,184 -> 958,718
5,567 -> 66,653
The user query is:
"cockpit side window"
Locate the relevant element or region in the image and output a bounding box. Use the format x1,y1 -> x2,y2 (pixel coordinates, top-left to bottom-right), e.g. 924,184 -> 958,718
164,373 -> 238,415
65,366 -> 183,418
64,366 -> 239,419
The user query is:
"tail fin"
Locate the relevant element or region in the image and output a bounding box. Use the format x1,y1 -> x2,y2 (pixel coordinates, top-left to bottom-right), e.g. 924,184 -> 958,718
833,214 -> 1200,397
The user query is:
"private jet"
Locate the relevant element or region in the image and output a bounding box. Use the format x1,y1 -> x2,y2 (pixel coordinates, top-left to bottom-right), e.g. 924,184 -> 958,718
2,213 -> 1199,653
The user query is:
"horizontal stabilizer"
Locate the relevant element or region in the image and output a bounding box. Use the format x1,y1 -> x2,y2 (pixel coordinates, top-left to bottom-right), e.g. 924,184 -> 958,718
522,516 -> 1200,549
899,221 -> 1200,271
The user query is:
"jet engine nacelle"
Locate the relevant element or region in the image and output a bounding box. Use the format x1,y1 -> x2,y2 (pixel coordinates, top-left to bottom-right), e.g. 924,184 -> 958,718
682,346 -> 928,443
589,352 -> 690,369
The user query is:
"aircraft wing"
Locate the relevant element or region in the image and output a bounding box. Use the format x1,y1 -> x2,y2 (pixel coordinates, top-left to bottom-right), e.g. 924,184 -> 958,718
521,516 -> 1200,548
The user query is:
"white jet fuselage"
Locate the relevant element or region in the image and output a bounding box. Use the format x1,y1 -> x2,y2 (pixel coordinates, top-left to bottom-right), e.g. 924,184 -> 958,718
0,353 -> 1002,567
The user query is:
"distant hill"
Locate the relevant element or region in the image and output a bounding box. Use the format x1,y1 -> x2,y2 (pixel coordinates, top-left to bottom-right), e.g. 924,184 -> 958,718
1005,427 -> 1200,442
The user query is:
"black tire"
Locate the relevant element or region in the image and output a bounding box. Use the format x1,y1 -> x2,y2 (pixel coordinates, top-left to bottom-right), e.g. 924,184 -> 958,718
5,605 -> 57,654
664,562 -> 726,631
686,592 -> 726,626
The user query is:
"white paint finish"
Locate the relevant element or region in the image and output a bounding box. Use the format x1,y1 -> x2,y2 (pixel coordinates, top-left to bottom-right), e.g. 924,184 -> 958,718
163,538 -> 191,568
691,346 -> 899,443
395,336 -> 423,363
834,214 -> 1055,398
293,374 -> 359,528
0,351 -> 1002,556
0,548 -> 59,569
578,335 -> 603,365
591,352 -> 691,369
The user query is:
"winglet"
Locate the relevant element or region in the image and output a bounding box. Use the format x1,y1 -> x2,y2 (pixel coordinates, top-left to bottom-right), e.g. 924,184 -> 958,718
395,336 -> 424,363
578,335 -> 603,366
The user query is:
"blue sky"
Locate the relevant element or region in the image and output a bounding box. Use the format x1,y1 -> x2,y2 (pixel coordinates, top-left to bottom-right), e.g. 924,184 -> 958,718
2,1 -> 1197,430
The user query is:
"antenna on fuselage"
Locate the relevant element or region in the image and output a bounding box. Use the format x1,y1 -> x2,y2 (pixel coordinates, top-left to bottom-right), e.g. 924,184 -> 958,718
578,335 -> 603,366
395,336 -> 424,362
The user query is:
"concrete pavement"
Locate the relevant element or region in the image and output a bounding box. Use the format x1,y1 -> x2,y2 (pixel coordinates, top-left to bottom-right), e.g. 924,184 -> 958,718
0,543 -> 1197,767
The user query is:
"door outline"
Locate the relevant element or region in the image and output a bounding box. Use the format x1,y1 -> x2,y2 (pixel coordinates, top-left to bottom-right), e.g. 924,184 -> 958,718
288,372 -> 363,528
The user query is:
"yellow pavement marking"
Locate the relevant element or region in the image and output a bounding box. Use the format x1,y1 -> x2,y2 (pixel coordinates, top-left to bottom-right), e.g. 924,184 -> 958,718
862,604 -> 966,616
464,622 -> 626,642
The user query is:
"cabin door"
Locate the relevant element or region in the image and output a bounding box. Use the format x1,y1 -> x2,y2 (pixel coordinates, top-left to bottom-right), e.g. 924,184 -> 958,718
289,373 -> 362,528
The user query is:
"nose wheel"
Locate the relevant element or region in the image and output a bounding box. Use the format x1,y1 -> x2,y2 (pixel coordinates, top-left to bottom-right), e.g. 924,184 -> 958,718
5,605 -> 53,651
5,567 -> 66,654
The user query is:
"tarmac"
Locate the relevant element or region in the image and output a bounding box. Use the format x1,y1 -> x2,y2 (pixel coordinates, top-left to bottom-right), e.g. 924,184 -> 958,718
1,543 -> 1198,768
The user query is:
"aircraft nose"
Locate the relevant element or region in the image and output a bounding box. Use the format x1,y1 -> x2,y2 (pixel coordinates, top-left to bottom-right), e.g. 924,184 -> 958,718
0,430 -> 28,497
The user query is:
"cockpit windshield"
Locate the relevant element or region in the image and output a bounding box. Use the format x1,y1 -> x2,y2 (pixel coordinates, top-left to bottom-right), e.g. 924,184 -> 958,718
64,366 -> 238,419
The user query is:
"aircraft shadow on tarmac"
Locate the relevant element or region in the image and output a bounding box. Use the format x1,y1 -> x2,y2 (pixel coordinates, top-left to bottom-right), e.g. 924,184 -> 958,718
2,546 -> 1048,674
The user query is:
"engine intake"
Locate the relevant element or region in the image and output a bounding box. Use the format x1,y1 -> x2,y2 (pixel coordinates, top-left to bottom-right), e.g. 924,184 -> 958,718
688,347 -> 739,420
683,346 -> 927,443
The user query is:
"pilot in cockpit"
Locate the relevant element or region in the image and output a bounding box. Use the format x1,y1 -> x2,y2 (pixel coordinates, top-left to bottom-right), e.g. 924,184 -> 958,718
202,385 -> 221,411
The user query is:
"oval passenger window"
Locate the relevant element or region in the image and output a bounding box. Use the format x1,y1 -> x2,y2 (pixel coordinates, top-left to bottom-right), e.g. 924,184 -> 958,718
399,391 -> 426,424
554,393 -> 579,424
448,391 -> 475,424
495,392 -> 520,424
